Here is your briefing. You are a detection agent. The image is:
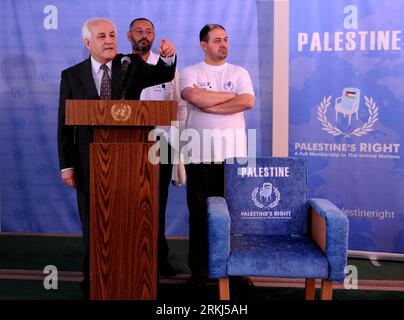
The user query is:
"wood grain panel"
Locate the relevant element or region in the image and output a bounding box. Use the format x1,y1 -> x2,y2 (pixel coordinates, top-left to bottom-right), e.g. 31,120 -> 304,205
89,142 -> 158,300
66,100 -> 176,126
94,127 -> 152,143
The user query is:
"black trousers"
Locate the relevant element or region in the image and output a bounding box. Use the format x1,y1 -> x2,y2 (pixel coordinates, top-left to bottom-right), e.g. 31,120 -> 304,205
75,146 -> 90,299
76,188 -> 90,298
158,138 -> 173,266
185,163 -> 224,280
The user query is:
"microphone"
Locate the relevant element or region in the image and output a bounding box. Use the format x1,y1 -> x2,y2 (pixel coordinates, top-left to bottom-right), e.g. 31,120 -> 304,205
120,56 -> 131,99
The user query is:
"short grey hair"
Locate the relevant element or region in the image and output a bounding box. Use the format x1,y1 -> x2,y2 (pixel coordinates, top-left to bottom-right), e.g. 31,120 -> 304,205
82,18 -> 117,41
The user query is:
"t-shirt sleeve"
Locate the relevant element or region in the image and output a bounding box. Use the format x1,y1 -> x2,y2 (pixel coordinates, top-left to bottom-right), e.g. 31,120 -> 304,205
236,67 -> 255,96
179,67 -> 197,93
172,70 -> 188,130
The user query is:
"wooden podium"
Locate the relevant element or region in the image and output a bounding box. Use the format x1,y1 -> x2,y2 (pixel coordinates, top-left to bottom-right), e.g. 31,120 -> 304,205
65,99 -> 176,300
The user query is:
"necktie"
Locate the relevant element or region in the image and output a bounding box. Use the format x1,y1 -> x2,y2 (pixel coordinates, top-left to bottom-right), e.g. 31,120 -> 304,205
100,64 -> 111,99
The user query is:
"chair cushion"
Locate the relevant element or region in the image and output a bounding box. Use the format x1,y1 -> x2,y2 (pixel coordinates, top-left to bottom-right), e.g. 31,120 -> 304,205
227,234 -> 329,279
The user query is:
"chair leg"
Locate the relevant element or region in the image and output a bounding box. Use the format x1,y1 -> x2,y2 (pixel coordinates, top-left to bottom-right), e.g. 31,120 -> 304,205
218,278 -> 230,300
320,279 -> 333,300
305,278 -> 316,300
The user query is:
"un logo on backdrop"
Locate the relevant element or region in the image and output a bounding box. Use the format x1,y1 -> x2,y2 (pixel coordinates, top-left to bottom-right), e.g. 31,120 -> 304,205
11,118 -> 26,129
11,87 -> 26,98
36,134 -> 49,146
11,55 -> 27,68
35,165 -> 51,177
36,72 -> 49,84
316,87 -> 379,138
34,104 -> 49,116
13,150 -> 26,160
12,180 -> 27,191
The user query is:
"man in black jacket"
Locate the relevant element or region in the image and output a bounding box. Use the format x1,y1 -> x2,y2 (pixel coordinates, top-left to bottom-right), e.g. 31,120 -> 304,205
57,17 -> 176,299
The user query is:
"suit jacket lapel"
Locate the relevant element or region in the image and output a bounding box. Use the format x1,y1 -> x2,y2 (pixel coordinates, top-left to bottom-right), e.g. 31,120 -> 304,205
78,57 -> 100,99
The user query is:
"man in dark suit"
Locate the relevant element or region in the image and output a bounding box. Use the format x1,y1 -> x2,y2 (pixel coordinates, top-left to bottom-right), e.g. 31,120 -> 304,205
57,17 -> 176,299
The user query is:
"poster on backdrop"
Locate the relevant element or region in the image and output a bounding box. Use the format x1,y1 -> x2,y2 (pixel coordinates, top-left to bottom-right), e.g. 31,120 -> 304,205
289,0 -> 404,254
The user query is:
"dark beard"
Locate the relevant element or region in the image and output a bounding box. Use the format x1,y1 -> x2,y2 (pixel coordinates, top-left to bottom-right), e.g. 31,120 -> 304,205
134,41 -> 151,53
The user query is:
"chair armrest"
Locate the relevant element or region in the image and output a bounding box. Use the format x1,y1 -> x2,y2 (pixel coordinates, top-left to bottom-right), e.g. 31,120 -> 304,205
308,198 -> 349,282
207,196 -> 231,279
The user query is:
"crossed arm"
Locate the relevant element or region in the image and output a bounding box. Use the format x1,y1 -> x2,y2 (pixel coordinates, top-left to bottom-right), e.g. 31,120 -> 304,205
181,86 -> 254,115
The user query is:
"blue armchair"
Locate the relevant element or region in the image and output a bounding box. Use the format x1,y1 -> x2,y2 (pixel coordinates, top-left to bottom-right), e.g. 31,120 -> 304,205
207,157 -> 349,300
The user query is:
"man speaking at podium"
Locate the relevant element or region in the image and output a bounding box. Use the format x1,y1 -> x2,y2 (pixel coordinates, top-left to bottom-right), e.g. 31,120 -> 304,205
57,17 -> 176,299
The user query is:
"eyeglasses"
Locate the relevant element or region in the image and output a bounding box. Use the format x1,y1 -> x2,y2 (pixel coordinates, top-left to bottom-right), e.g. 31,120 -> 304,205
130,28 -> 154,36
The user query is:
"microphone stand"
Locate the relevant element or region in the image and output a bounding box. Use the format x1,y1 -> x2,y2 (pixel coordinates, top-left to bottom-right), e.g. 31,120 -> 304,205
120,58 -> 130,100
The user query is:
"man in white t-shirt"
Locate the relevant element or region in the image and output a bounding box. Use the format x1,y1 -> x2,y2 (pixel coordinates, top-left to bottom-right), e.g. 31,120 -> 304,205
127,17 -> 187,277
180,24 -> 255,287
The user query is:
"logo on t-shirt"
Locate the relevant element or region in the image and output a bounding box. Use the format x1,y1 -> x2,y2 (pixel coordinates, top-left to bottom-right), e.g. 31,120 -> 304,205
153,83 -> 167,91
223,81 -> 235,91
197,81 -> 211,89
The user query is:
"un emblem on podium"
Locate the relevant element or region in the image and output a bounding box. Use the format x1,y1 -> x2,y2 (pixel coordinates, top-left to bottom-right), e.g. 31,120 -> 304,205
111,103 -> 132,121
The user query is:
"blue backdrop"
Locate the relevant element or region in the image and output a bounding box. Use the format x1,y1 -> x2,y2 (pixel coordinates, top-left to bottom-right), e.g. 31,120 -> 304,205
290,0 -> 404,254
0,0 -> 273,235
